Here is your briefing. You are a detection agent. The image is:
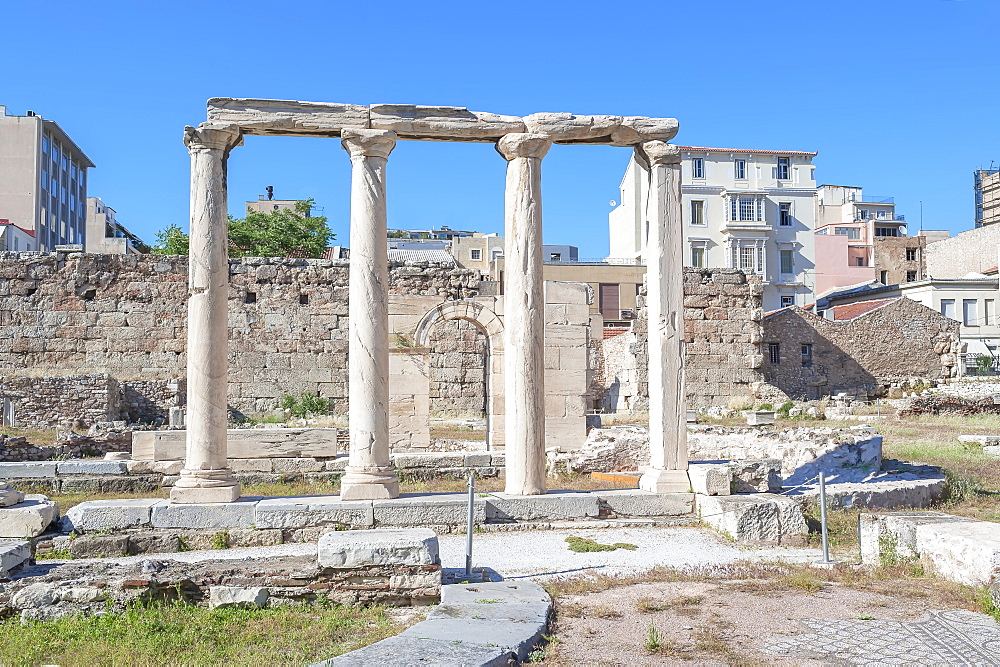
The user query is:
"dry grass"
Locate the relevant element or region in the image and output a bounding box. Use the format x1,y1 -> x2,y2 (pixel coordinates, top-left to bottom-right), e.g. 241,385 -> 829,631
1,426 -> 59,445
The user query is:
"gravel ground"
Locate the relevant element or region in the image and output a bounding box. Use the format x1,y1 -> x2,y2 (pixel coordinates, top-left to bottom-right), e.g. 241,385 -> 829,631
438,526 -> 822,580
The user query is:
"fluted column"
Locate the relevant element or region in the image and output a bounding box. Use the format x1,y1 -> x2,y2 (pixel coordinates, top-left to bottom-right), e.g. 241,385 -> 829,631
171,122 -> 242,504
496,133 -> 551,496
637,141 -> 690,493
340,128 -> 400,501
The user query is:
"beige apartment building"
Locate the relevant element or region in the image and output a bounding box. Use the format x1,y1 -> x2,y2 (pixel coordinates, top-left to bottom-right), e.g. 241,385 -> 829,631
974,168 -> 1000,228
0,106 -> 94,250
246,194 -> 306,215
84,198 -> 146,254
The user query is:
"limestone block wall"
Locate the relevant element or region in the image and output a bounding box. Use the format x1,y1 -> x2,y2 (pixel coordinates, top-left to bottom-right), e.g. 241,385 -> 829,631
761,299 -> 960,400
0,374 -> 120,428
426,319 -> 487,415
925,224 -> 1000,278
599,268 -> 766,411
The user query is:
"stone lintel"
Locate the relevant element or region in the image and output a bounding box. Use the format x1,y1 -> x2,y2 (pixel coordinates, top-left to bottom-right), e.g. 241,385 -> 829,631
207,98 -> 370,136
369,104 -> 525,142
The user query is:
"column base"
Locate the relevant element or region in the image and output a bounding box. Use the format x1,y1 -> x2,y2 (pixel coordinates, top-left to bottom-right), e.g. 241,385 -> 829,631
340,466 -> 400,500
639,468 -> 691,494
170,468 -> 242,504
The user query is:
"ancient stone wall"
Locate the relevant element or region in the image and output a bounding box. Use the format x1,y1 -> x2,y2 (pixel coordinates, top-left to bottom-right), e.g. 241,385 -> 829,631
598,268 -> 766,410
925,224 -> 1000,278
873,236 -> 926,284
761,299 -> 961,400
426,318 -> 487,416
0,374 -> 120,428
0,252 -> 479,424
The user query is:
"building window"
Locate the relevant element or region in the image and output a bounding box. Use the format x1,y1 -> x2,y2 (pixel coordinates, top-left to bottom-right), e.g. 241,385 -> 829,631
768,343 -> 780,365
906,270 -> 917,282
691,246 -> 705,268
470,249 -> 481,260
734,159 -> 746,180
690,200 -> 705,226
874,227 -> 898,237
985,299 -> 995,326
855,257 -> 865,267
245,291 -> 257,304
780,250 -> 794,275
906,248 -> 917,261
880,271 -> 888,284
858,209 -> 870,220
549,252 -> 561,261
941,299 -> 956,320
777,157 -> 790,180
728,195 -> 764,222
835,227 -> 860,240
598,283 -> 620,320
691,158 -> 705,179
801,344 -> 812,365
963,299 -> 979,326
778,202 -> 792,227
42,135 -> 50,154
729,241 -> 765,274
781,295 -> 795,308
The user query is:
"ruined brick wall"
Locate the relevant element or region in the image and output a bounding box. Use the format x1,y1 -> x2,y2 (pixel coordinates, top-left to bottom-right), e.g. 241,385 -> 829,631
426,319 -> 487,416
599,268 -> 766,411
925,224 -> 1000,278
873,236 -> 926,284
761,299 -> 961,400
0,252 -> 479,422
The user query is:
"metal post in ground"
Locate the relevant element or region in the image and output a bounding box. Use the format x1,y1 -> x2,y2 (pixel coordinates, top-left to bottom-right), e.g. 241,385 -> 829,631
818,471 -> 835,564
465,473 -> 475,577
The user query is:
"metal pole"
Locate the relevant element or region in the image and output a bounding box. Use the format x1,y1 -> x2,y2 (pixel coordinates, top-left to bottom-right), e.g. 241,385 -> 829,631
465,473 -> 474,577
818,471 -> 833,563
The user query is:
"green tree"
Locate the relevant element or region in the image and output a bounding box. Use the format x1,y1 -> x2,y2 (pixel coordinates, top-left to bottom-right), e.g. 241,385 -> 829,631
150,224 -> 190,255
148,200 -> 333,259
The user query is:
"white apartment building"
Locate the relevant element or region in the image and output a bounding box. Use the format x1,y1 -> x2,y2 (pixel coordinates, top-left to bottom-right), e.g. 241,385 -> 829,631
608,146 -> 819,311
84,198 -> 145,254
0,106 -> 94,250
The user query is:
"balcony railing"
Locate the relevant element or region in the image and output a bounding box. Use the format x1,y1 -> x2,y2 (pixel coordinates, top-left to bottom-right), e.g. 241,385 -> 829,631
545,257 -> 644,266
862,195 -> 894,203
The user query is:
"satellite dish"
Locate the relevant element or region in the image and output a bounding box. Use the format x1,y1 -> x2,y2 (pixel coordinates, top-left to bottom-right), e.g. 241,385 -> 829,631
609,200 -> 617,207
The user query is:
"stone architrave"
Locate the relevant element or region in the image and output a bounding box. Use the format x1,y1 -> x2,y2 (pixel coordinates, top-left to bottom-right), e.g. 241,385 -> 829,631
496,133 -> 551,496
340,128 -> 401,501
636,141 -> 690,493
171,123 -> 243,505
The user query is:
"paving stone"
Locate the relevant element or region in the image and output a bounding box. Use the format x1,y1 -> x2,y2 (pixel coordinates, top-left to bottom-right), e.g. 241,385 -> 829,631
56,461 -> 128,475
149,499 -> 257,529
401,617 -> 546,663
0,462 -> 57,478
485,492 -> 600,521
254,496 -> 373,529
0,541 -> 31,575
373,495 -> 485,526
318,528 -> 439,568
764,609 -> 1000,664
316,636 -> 510,667
597,490 -> 694,517
62,498 -> 160,532
0,495 -> 59,538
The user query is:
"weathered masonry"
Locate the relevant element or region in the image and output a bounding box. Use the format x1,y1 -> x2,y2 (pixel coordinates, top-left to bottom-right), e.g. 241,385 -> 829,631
179,99 -> 689,502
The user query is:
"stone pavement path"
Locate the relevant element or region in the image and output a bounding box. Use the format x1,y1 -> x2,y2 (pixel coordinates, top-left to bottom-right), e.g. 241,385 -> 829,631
764,609 -> 1000,665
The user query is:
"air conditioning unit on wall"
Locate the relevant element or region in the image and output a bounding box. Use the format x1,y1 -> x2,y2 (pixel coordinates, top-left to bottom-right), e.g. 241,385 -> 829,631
619,309 -> 636,320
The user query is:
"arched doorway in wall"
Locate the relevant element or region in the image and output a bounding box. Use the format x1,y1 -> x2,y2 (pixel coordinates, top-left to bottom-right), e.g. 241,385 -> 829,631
413,299 -> 504,448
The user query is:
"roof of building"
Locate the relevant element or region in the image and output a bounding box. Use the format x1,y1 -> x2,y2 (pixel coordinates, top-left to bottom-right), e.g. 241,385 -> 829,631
0,220 -> 35,238
678,146 -> 818,157
831,298 -> 900,321
387,249 -> 455,265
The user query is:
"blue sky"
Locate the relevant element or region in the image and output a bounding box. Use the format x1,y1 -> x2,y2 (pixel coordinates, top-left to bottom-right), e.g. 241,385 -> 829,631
3,0 -> 998,257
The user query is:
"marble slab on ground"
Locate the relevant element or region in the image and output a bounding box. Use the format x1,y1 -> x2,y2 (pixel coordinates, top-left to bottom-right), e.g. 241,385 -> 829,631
0,495 -> 59,538
0,541 -> 31,575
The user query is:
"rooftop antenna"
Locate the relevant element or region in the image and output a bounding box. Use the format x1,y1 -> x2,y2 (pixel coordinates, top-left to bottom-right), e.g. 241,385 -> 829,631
919,200 -> 923,232
266,185 -> 274,201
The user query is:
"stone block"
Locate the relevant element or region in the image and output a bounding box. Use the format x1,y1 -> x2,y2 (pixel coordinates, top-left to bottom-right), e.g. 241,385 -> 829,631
984,446 -> 1000,458
0,496 -> 59,538
150,499 -> 256,529
209,586 -> 269,609
486,492 -> 599,521
745,411 -> 775,426
229,458 -> 274,473
318,528 -> 439,568
696,493 -> 807,545
0,483 -> 25,508
254,496 -> 374,529
392,453 -> 465,469
169,484 -> 242,504
463,453 -> 492,467
597,490 -> 694,517
57,461 -> 128,475
125,460 -> 154,474
374,496 -> 484,527
728,459 -> 782,493
688,464 -> 732,496
152,460 -> 184,475
0,462 -> 57,478
133,428 -> 339,461
319,636 -> 510,667
272,458 -> 323,473
62,498 -> 160,532
0,541 -> 31,575
69,533 -> 130,559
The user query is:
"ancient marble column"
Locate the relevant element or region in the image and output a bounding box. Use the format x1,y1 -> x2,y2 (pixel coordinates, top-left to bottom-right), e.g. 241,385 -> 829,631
637,141 -> 691,493
171,123 -> 242,504
496,133 -> 551,496
339,128 -> 401,501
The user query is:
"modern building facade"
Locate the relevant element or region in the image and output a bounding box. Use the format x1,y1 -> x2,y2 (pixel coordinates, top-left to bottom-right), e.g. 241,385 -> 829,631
974,168 -> 1000,228
608,146 -> 819,311
0,221 -> 36,251
84,198 -> 146,254
0,106 -> 94,250
245,194 -> 307,215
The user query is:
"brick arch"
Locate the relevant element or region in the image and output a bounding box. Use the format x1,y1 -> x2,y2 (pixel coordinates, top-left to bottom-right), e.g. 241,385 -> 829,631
412,299 -> 505,448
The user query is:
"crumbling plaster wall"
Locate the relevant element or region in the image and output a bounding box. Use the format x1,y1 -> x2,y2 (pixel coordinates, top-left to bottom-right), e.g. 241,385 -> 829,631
761,299 -> 961,400
925,224 -> 1000,278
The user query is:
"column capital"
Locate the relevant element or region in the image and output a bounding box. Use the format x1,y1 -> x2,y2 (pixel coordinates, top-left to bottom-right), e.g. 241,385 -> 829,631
496,133 -> 551,161
341,128 -> 397,159
183,122 -> 242,152
637,141 -> 681,167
